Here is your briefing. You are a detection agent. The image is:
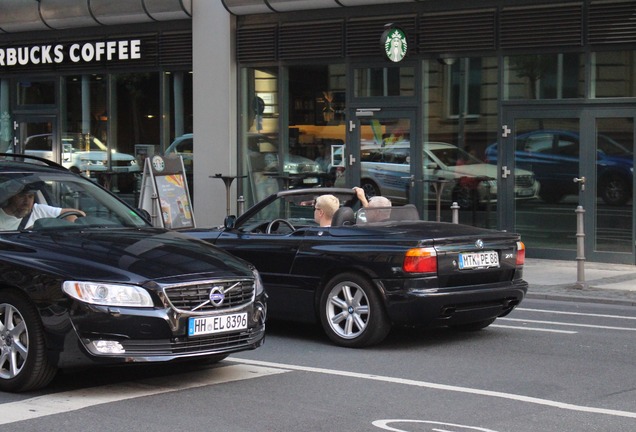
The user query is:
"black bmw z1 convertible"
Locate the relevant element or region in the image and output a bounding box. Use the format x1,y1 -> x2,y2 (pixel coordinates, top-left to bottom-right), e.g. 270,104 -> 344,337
0,155 -> 266,392
187,188 -> 527,348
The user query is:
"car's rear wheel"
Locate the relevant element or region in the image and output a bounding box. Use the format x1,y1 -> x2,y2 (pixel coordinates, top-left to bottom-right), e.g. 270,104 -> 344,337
360,180 -> 381,199
0,290 -> 57,392
319,272 -> 390,348
600,173 -> 630,206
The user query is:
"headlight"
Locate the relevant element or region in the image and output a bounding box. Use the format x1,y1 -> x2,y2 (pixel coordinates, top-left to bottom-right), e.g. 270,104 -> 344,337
63,281 -> 153,307
252,268 -> 265,296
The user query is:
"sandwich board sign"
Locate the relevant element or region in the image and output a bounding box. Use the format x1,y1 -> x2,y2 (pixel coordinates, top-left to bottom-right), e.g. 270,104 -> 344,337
138,154 -> 195,229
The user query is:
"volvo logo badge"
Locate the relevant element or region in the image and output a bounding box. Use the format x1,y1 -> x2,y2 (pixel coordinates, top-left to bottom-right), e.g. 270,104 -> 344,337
209,286 -> 225,307
475,239 -> 484,249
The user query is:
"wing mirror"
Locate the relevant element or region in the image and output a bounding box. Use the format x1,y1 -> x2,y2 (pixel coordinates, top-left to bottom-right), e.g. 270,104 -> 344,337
224,215 -> 237,229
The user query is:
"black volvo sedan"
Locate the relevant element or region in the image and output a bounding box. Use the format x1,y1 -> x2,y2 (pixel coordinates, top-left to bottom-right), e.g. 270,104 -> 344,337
187,188 -> 527,348
0,155 -> 266,392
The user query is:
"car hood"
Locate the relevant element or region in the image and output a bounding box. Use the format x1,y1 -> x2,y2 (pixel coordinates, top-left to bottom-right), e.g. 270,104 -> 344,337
601,153 -> 633,166
0,228 -> 252,284
74,151 -> 136,161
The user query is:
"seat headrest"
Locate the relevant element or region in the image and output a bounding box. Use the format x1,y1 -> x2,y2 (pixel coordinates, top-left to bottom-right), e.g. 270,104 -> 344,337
331,206 -> 355,226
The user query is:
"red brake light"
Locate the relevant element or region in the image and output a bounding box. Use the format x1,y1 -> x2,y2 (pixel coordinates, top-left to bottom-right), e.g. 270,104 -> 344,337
403,247 -> 437,273
516,241 -> 525,266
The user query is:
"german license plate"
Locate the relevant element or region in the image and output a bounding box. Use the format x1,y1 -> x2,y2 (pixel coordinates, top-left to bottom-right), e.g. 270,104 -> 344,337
517,188 -> 534,197
303,177 -> 319,184
458,251 -> 499,269
188,313 -> 248,337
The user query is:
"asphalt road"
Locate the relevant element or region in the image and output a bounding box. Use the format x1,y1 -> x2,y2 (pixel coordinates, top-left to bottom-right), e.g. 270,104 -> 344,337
1,297 -> 635,432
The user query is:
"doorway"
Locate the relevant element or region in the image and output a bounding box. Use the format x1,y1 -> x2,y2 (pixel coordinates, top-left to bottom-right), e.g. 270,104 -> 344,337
13,115 -> 59,164
499,107 -> 634,264
344,108 -> 422,211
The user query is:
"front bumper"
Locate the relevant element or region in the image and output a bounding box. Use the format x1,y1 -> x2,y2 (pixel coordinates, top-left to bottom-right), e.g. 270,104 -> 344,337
58,294 -> 266,367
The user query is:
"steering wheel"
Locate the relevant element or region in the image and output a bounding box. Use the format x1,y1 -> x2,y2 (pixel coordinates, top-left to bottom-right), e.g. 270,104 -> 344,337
57,210 -> 85,220
266,218 -> 295,234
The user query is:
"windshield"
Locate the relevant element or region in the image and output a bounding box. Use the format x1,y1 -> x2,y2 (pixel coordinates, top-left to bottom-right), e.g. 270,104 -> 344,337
62,134 -> 107,152
0,171 -> 150,232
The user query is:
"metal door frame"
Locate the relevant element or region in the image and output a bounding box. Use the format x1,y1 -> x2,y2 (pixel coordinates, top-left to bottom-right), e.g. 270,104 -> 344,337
501,106 -> 635,264
346,107 -> 421,211
13,114 -> 59,163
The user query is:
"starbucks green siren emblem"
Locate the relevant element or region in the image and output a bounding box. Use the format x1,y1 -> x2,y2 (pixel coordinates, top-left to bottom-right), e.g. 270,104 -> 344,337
384,28 -> 407,62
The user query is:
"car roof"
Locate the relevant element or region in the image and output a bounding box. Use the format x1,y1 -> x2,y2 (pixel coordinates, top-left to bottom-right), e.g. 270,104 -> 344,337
0,154 -> 69,174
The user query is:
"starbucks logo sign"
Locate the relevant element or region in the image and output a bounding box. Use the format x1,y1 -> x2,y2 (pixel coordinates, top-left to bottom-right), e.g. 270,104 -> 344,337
382,27 -> 407,63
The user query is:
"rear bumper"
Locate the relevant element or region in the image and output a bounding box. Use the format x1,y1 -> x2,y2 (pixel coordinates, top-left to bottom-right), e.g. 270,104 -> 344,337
382,278 -> 528,327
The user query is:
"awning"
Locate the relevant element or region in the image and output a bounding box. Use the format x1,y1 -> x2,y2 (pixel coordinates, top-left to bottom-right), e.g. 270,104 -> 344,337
221,0 -> 417,15
0,0 -> 192,33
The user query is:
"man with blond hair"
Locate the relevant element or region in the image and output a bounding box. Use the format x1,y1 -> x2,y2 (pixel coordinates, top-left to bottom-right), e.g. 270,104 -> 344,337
314,194 -> 339,227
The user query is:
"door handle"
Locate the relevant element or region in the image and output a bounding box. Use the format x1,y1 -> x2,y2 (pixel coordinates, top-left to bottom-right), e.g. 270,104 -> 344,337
573,176 -> 586,191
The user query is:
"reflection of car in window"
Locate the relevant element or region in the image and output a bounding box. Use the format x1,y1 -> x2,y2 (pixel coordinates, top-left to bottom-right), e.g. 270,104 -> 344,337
22,133 -> 140,193
166,133 -> 327,192
360,142 -> 540,209
485,130 -> 633,205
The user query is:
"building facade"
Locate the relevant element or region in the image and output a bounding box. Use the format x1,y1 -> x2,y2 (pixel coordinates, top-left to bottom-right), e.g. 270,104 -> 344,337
1,0 -> 635,265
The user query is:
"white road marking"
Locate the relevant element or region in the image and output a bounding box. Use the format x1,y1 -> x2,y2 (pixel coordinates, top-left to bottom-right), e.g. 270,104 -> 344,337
373,419 -> 499,432
229,357 -> 636,419
517,308 -> 636,321
500,317 -> 636,331
0,364 -> 288,426
491,324 -> 577,334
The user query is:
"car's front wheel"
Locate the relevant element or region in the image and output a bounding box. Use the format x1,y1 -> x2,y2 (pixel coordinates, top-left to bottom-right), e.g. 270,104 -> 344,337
0,290 -> 57,392
319,273 -> 390,348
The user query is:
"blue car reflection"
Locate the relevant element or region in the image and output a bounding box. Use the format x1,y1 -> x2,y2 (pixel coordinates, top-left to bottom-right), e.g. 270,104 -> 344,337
485,130 -> 633,205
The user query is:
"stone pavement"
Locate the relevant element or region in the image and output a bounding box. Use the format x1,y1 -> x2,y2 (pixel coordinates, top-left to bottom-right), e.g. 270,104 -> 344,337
523,258 -> 636,306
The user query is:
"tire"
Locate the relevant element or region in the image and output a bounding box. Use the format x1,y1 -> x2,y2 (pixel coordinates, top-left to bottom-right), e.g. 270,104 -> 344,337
450,318 -> 496,332
452,186 -> 477,210
319,272 -> 390,348
600,174 -> 630,206
0,290 -> 57,392
539,188 -> 564,204
360,180 -> 381,199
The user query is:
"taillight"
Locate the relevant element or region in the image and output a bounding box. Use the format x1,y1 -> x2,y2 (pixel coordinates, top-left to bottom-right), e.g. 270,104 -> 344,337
403,247 -> 437,273
516,241 -> 525,266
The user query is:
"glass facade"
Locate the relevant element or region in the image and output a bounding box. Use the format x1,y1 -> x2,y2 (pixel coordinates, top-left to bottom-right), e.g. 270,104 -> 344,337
504,54 -> 584,100
4,70 -> 192,203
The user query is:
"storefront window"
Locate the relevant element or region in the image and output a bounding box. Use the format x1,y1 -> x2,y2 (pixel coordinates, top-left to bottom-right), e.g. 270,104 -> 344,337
423,57 -> 499,228
504,53 -> 584,99
240,67 -> 280,206
0,79 -> 10,152
591,50 -> 636,98
288,64 -> 346,188
354,66 -> 414,97
446,58 -> 484,119
16,79 -> 56,106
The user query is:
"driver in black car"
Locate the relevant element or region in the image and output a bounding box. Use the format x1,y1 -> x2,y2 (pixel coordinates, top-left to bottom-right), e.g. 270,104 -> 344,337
0,183 -> 85,230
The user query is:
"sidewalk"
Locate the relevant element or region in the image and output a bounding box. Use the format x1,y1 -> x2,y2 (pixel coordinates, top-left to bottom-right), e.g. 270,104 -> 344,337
523,258 -> 636,306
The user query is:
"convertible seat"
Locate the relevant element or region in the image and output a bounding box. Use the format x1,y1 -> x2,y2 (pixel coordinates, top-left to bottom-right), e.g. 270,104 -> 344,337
331,206 -> 355,226
391,204 -> 420,221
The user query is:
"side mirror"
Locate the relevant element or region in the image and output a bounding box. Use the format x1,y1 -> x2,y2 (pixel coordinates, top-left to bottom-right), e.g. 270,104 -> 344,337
136,208 -> 152,224
426,161 -> 439,170
224,215 -> 237,229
